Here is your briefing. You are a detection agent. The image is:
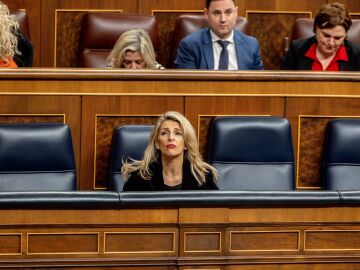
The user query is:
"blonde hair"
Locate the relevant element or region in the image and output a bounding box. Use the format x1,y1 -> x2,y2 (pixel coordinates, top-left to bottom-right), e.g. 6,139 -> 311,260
0,2 -> 19,64
121,111 -> 218,185
106,29 -> 157,68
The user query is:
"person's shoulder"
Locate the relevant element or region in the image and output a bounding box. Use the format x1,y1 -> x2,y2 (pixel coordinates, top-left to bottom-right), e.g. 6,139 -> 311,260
292,36 -> 315,50
181,28 -> 209,44
198,163 -> 218,190
233,30 -> 262,55
122,170 -> 147,191
204,170 -> 219,190
233,29 -> 258,44
344,40 -> 360,53
127,170 -> 141,181
124,170 -> 142,184
234,29 -> 254,39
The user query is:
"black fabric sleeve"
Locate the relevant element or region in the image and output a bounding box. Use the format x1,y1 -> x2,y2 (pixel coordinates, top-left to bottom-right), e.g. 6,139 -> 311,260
122,172 -> 153,192
13,30 -> 34,67
280,41 -> 298,70
204,172 -> 219,190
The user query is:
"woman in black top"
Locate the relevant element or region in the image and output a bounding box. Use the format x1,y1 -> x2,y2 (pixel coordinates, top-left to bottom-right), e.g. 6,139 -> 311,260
122,111 -> 218,191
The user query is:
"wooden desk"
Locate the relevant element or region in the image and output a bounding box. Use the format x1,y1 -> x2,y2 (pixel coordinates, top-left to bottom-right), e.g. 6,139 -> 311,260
1,203 -> 360,269
1,69 -> 360,269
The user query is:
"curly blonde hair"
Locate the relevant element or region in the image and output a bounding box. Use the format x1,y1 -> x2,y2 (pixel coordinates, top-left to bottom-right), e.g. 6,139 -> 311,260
0,2 -> 19,64
121,111 -> 218,185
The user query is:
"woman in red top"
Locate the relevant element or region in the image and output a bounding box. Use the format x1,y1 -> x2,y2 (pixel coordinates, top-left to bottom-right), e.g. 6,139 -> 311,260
0,2 -> 20,68
281,3 -> 360,71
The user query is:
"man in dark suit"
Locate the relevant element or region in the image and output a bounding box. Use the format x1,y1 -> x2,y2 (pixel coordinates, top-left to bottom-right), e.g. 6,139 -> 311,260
175,0 -> 263,70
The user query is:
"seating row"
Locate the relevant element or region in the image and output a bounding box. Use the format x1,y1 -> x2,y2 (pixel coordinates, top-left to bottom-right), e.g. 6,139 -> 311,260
1,190 -> 360,208
10,10 -> 360,68
110,117 -> 360,192
110,117 -> 295,191
81,13 -> 360,68
79,13 -> 248,68
74,13 -> 360,68
0,117 -> 359,192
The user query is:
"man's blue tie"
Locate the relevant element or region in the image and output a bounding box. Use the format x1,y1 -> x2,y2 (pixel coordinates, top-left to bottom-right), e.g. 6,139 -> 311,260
218,40 -> 229,70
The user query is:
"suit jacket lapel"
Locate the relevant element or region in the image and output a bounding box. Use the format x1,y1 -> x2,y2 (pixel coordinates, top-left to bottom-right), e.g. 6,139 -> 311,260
202,29 -> 214,69
233,30 -> 245,70
338,60 -> 348,71
298,56 -> 313,70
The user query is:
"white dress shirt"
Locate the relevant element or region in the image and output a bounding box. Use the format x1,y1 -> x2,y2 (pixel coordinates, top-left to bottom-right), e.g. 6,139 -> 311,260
210,29 -> 238,70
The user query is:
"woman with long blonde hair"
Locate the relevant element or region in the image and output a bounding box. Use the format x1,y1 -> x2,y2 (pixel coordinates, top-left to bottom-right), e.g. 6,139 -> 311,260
122,111 -> 218,191
0,2 -> 19,68
107,29 -> 164,69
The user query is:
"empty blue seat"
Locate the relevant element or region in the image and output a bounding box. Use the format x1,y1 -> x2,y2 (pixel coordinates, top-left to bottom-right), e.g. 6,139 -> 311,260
0,123 -> 76,191
322,118 -> 360,190
109,125 -> 153,191
207,116 -> 295,190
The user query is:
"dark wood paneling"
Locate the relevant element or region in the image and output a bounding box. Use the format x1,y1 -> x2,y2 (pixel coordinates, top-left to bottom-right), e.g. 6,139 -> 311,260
95,115 -> 158,188
305,230 -> 360,250
7,207 -> 360,268
297,116 -> 331,188
81,96 -> 183,190
55,11 -> 89,67
105,232 -> 175,254
286,97 -> 360,189
1,198 -> 360,268
247,12 -> 311,70
230,231 -> 299,251
237,0 -> 325,16
55,10 -> 123,67
138,0 -> 204,14
184,232 -> 221,252
0,115 -> 63,124
41,0 -> 137,67
329,0 -> 360,13
0,234 -> 21,254
140,0 -> 204,67
28,233 -> 99,254
185,97 -> 285,157
153,11 -> 202,68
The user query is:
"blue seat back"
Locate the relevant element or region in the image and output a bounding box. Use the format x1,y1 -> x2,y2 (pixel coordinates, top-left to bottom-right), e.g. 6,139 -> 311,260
207,116 -> 295,190
0,123 -> 76,191
322,118 -> 360,190
109,125 -> 153,191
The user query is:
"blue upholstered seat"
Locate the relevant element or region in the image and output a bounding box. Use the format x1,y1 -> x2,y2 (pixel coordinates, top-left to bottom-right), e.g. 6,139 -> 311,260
322,118 -> 360,190
109,125 -> 153,191
207,116 -> 295,190
0,123 -> 76,191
